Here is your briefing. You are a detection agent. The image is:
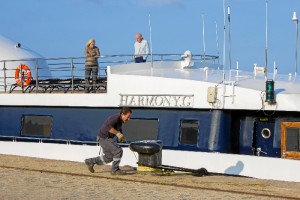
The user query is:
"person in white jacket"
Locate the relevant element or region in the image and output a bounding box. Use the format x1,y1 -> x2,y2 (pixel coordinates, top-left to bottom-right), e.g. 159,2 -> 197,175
134,33 -> 149,63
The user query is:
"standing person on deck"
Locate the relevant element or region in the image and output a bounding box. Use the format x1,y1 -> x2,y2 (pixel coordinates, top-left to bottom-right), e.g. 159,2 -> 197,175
84,107 -> 132,175
85,38 -> 100,93
134,33 -> 149,63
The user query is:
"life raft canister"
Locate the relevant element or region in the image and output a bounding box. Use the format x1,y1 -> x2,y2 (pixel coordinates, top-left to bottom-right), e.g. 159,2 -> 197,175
15,64 -> 32,87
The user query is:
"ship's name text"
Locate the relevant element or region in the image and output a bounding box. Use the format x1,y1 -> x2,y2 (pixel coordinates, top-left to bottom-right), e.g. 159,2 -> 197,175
119,94 -> 194,108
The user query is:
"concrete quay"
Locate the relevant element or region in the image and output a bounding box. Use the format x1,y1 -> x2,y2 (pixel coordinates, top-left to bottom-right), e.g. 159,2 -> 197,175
0,154 -> 300,200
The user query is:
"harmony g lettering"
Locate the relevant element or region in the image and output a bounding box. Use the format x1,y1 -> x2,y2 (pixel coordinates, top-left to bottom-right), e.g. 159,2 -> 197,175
119,95 -> 194,108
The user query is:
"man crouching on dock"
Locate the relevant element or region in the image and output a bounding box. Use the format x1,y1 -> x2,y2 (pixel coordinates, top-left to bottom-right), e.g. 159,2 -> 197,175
85,107 -> 132,175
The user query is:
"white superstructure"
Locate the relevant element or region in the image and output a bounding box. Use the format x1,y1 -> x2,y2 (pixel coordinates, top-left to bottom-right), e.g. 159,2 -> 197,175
0,35 -> 51,91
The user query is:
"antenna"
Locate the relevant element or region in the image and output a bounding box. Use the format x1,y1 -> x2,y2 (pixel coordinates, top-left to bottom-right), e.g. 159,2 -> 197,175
215,21 -> 220,70
222,0 -> 226,76
228,6 -> 232,71
149,13 -> 153,68
292,11 -> 298,77
265,0 -> 268,78
202,14 -> 206,67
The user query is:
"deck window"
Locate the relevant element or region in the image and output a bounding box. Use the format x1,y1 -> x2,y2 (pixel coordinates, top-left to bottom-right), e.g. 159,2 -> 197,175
286,128 -> 300,152
122,119 -> 158,142
21,115 -> 53,137
180,120 -> 199,145
281,122 -> 300,160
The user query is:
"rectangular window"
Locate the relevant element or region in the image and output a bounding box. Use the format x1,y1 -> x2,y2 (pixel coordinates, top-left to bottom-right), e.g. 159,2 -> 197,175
122,119 -> 158,142
286,128 -> 300,152
21,115 -> 53,137
281,122 -> 300,160
180,120 -> 199,145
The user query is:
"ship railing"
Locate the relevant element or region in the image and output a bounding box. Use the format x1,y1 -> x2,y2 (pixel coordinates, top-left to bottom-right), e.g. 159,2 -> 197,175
0,135 -> 99,146
226,65 -> 300,86
0,53 -> 219,93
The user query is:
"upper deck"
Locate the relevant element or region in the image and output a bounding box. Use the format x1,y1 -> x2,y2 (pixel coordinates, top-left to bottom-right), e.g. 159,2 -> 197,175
0,54 -> 299,112
1,53 -> 299,93
0,53 -> 219,94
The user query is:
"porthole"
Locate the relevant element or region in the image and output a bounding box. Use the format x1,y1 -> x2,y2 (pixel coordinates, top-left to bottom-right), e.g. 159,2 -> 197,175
261,128 -> 271,139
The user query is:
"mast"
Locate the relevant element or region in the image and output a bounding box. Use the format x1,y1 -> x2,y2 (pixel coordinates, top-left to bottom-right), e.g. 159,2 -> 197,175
228,6 -> 232,71
265,0 -> 268,78
292,11 -> 298,78
202,14 -> 206,67
149,13 -> 153,69
215,21 -> 220,70
222,0 -> 226,77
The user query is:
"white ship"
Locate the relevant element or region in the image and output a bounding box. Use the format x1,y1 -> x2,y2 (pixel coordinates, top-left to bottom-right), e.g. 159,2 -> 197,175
0,20 -> 300,184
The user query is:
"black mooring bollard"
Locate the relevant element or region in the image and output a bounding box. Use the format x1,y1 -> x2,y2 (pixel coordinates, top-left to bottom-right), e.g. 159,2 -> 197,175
129,140 -> 163,171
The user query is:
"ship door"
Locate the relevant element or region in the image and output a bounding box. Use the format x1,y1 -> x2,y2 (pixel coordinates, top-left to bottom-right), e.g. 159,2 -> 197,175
253,120 -> 275,157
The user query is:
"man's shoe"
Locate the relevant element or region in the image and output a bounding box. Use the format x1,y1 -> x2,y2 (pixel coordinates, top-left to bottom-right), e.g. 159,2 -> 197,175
111,169 -> 126,175
84,159 -> 95,173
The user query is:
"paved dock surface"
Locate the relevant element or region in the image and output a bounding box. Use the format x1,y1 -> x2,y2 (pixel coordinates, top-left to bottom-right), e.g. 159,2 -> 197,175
1,154 -> 300,200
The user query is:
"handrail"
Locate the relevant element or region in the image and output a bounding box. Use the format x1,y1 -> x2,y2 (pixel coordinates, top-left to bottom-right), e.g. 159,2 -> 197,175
0,53 -> 219,93
0,53 -> 219,63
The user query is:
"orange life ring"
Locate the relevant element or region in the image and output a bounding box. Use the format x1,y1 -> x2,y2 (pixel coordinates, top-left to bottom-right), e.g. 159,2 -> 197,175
15,64 -> 32,87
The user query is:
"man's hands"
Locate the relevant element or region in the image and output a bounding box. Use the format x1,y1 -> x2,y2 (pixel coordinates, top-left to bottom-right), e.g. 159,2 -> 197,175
116,132 -> 124,142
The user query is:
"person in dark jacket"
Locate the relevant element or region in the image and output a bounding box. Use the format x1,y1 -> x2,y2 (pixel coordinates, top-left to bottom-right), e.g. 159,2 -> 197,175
85,38 -> 100,93
84,107 -> 132,175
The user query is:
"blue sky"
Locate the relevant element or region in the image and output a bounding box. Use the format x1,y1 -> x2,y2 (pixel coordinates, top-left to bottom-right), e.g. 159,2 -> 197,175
1,0 -> 299,74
